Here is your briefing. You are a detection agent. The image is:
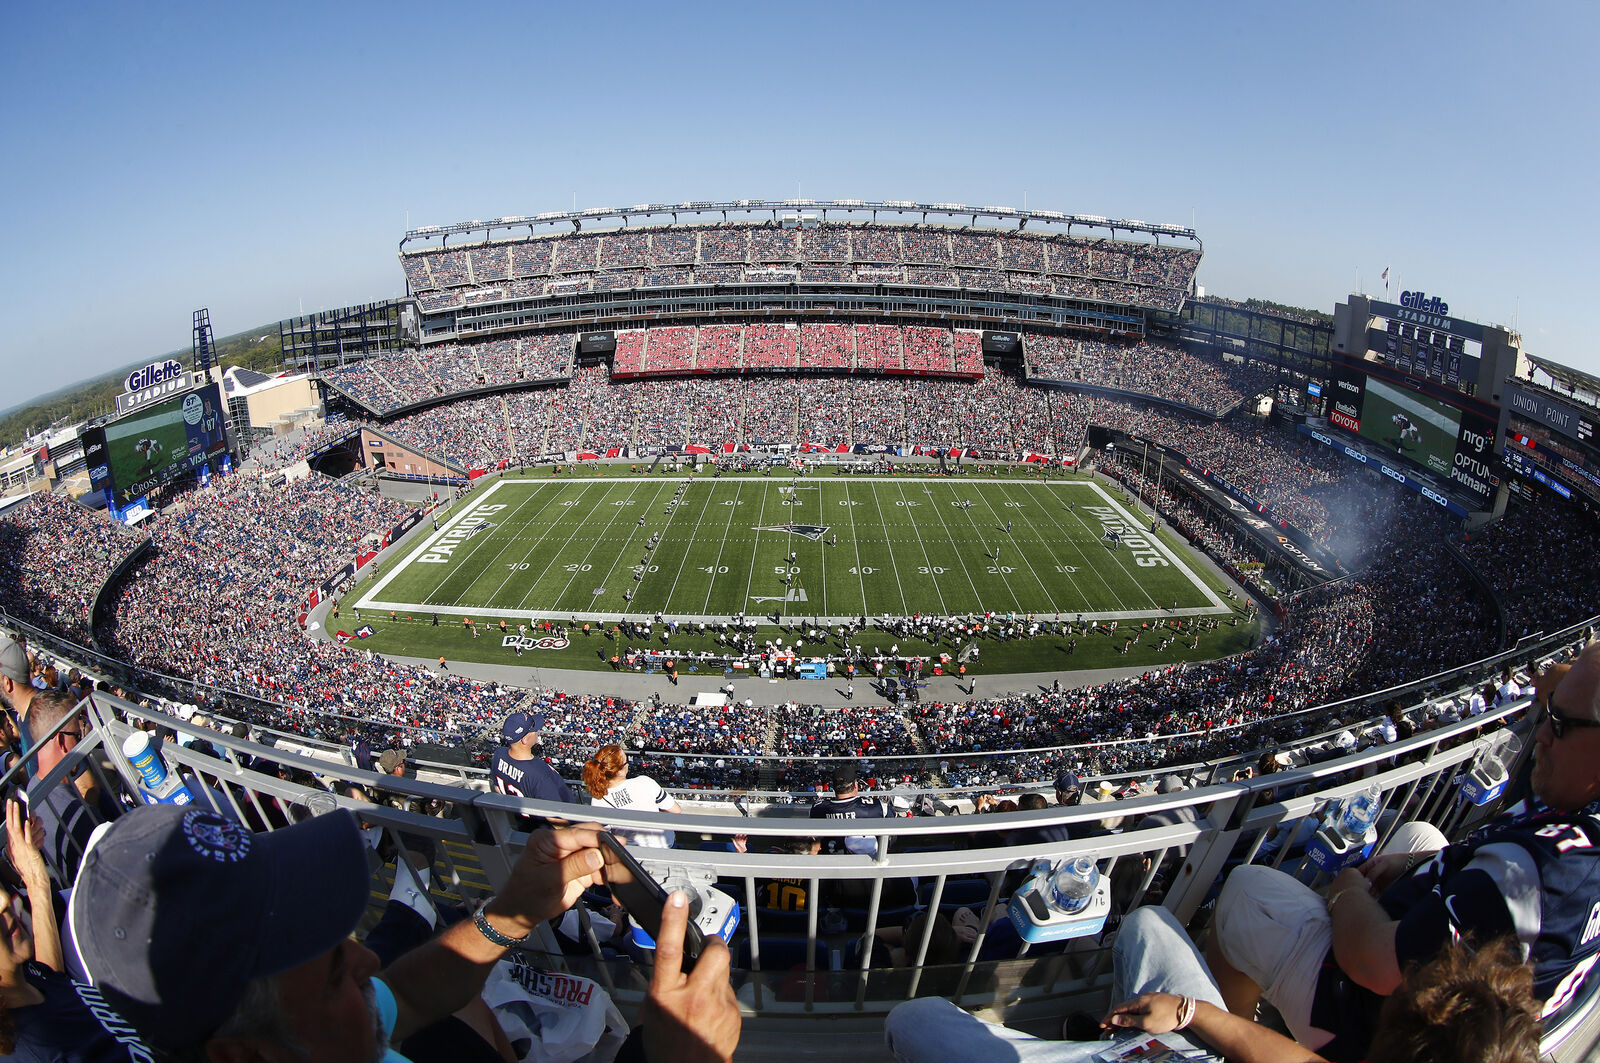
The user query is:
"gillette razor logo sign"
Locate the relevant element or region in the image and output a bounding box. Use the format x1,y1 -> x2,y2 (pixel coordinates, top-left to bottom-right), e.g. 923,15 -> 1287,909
125,360 -> 186,392
1400,291 -> 1449,316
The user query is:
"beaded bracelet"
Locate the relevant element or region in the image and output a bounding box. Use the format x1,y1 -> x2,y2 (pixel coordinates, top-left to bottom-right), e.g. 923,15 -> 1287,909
473,902 -> 531,948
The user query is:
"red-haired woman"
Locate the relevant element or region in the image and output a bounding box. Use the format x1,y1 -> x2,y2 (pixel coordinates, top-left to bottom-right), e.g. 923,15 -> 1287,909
582,744 -> 682,848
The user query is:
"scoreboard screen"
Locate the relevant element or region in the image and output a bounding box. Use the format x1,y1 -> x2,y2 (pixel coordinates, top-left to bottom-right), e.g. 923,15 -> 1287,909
85,383 -> 228,506
1327,367 -> 1496,506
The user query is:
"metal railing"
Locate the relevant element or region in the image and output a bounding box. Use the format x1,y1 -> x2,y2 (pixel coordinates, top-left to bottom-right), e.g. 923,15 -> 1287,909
28,683 -> 1582,1042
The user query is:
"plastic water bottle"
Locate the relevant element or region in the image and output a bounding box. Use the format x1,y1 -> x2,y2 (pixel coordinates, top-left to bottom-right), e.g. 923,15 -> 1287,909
1048,857 -> 1099,914
1338,787 -> 1378,844
123,731 -> 194,806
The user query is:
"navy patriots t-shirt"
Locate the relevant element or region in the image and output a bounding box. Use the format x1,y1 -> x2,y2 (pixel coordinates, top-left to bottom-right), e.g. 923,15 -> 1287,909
1313,799 -> 1600,1061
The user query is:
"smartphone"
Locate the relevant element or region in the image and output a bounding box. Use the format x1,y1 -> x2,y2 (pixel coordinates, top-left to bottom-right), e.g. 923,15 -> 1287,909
597,830 -> 705,971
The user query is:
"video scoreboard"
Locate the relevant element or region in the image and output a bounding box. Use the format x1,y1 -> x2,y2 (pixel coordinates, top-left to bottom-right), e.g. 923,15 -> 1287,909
83,382 -> 230,511
1326,363 -> 1498,507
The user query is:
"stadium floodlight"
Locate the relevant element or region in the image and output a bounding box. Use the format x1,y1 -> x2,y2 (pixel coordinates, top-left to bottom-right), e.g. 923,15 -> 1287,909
1076,215 -> 1108,224
982,206 -> 1014,215
629,204 -> 653,212
1035,211 -> 1065,220
837,198 -> 865,206
931,202 -> 963,211
689,200 -> 715,208
1124,219 -> 1148,227
536,212 -> 564,221
886,200 -> 915,209
581,207 -> 612,216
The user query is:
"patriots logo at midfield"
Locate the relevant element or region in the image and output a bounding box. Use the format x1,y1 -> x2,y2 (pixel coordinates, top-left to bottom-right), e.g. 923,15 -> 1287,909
754,524 -> 829,541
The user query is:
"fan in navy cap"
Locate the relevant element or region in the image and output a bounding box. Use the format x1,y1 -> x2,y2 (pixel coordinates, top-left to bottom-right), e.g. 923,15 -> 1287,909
66,802 -> 698,1062
491,712 -> 576,828
69,804 -> 371,1055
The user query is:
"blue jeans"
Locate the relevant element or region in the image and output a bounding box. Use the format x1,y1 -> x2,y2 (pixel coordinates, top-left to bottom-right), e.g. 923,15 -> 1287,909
885,907 -> 1225,1063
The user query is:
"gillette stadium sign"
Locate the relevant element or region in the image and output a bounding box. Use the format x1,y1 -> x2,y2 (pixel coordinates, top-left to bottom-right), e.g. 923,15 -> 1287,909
125,360 -> 186,392
117,360 -> 194,414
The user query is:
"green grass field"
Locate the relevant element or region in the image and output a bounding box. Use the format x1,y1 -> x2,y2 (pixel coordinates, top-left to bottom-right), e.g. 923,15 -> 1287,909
354,475 -> 1232,623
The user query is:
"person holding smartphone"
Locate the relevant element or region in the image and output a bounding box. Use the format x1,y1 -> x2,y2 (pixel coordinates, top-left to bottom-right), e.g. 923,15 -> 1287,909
70,805 -> 741,1063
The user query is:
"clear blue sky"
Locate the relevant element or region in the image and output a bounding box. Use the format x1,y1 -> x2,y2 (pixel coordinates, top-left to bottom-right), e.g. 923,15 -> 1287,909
3,0 -> 1596,412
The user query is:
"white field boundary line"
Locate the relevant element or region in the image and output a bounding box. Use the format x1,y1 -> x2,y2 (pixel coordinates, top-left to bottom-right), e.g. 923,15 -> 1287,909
356,478 -> 1233,622
357,478 -> 513,608
1087,482 -> 1227,611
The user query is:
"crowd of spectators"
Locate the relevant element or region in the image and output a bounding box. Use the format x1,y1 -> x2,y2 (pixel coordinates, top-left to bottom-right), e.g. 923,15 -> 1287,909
0,493 -> 146,642
323,337 -> 573,414
246,420 -> 363,473
1460,500 -> 1600,640
1026,335 -> 1278,416
397,222 -> 1202,314
14,339 -> 1597,800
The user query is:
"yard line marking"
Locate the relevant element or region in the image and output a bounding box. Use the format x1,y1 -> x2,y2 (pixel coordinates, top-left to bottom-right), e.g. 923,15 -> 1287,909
741,480 -> 769,607
865,482 -> 910,614
1010,481 -> 1091,609
660,480 -> 722,612
1086,484 -> 1226,609
531,480 -> 647,609
702,481 -> 745,614
922,481 -> 995,612
1032,482 -> 1128,606
960,482 -> 1042,612
359,478 -> 518,606
844,481 -> 868,610
891,482 -> 949,614
1079,483 -> 1165,611
479,483 -> 590,604
438,483 -> 569,607
586,480 -> 670,613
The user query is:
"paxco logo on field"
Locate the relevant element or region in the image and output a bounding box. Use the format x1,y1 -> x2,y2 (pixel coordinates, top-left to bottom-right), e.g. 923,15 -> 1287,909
124,360 -> 186,393
1400,291 -> 1449,316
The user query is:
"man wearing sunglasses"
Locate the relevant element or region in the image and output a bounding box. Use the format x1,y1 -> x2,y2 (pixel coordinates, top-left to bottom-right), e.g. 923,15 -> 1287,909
1206,641 -> 1600,1062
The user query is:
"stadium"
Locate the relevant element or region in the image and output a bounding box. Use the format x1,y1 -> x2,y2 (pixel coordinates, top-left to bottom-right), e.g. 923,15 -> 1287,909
7,198 -> 1600,1060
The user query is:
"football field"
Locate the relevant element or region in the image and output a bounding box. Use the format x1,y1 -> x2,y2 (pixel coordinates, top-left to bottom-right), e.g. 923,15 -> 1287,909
355,476 -> 1232,623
